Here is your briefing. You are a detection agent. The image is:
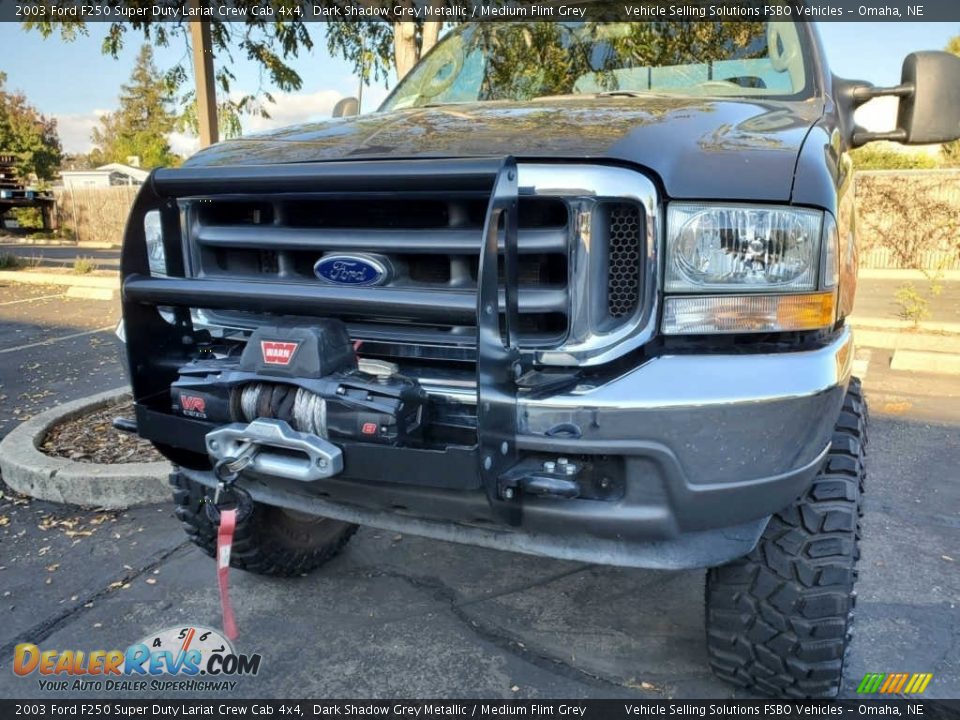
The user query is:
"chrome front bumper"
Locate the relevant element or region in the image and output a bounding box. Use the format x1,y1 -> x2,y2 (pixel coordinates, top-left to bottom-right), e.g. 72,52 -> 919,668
180,327 -> 854,569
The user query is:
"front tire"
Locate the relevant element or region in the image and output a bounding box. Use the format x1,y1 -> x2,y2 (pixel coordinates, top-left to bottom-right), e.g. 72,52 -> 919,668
705,377 -> 867,698
171,472 -> 358,577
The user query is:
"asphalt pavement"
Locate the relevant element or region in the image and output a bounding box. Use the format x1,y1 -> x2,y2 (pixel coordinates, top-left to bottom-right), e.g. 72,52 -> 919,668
0,279 -> 958,700
0,241 -> 121,273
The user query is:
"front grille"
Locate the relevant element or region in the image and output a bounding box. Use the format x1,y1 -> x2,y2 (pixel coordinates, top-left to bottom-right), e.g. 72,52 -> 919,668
187,194 -> 570,346
172,162 -> 657,366
606,203 -> 642,319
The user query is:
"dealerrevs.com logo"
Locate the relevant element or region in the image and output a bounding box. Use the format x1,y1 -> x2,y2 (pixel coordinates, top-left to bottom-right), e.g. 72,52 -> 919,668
14,626 -> 262,693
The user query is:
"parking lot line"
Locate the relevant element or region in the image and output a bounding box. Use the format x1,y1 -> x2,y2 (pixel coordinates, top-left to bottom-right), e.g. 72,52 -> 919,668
0,293 -> 64,306
0,325 -> 115,355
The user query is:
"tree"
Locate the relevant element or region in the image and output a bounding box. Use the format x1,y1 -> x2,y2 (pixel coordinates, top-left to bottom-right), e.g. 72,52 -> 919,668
0,72 -> 62,181
943,34 -> 960,166
25,7 -> 450,127
90,44 -> 179,168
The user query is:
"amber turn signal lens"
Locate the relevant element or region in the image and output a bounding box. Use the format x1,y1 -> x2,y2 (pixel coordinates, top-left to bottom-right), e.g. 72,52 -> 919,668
662,292 -> 836,335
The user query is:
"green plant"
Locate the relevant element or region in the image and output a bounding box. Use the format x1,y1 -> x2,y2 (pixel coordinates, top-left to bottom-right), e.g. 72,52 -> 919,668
850,144 -> 940,170
72,256 -> 97,274
0,252 -> 22,270
893,258 -> 950,328
9,206 -> 44,230
894,283 -> 930,326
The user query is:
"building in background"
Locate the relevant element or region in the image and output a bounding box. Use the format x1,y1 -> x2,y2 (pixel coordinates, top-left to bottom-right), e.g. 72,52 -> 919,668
60,162 -> 149,189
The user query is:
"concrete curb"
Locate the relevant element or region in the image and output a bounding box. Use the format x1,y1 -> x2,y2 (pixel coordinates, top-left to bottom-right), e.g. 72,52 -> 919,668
853,327 -> 960,354
890,350 -> 960,375
858,269 -> 960,281
0,238 -> 75,247
0,387 -> 172,509
0,269 -> 119,290
849,316 -> 960,336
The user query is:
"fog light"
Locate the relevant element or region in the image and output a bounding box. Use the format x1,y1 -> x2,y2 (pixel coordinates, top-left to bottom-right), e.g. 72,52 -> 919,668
662,292 -> 836,335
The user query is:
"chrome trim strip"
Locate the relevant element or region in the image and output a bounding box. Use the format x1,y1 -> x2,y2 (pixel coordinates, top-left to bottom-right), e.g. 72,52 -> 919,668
519,164 -> 659,367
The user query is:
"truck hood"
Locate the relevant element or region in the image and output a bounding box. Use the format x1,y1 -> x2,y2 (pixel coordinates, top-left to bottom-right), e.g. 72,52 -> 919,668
185,96 -> 824,201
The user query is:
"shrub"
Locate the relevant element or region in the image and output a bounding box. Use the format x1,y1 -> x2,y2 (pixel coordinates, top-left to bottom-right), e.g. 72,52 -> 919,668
850,145 -> 940,170
0,252 -> 22,269
9,206 -> 44,230
73,256 -> 97,274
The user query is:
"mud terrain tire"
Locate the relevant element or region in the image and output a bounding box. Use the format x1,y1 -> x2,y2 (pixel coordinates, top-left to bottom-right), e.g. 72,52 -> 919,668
705,377 -> 867,698
171,472 -> 358,577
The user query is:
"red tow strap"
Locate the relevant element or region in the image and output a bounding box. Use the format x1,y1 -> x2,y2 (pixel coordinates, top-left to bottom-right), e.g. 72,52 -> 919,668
216,508 -> 239,640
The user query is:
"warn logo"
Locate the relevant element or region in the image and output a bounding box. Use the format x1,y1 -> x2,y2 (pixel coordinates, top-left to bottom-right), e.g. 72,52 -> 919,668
178,394 -> 207,418
261,340 -> 299,366
180,394 -> 206,413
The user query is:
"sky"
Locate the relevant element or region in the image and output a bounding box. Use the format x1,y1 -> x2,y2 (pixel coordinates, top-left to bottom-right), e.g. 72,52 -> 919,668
0,20 -> 957,157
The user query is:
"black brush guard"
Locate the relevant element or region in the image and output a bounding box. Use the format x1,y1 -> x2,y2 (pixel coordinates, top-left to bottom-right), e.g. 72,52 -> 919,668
121,158 -> 527,521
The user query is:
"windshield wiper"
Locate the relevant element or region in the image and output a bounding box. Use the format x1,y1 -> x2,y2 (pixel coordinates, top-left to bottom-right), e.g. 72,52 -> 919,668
595,90 -> 655,98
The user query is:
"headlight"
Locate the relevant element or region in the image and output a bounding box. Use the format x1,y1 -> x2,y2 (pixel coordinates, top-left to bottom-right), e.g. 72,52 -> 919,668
665,204 -> 823,293
143,210 -> 167,277
662,204 -> 839,335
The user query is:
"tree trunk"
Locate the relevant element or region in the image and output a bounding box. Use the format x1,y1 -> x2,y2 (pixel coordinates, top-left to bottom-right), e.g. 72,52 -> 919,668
393,22 -> 419,80
421,14 -> 441,57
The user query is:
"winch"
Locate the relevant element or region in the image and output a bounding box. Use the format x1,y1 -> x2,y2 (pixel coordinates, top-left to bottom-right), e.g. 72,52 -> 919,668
169,320 -> 429,454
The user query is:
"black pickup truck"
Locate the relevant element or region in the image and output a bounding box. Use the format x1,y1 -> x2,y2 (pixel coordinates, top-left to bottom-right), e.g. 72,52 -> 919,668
120,21 -> 960,697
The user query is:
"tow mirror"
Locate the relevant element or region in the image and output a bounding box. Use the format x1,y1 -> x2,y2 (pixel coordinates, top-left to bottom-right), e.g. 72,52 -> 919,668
332,97 -> 360,119
897,51 -> 960,144
849,51 -> 960,146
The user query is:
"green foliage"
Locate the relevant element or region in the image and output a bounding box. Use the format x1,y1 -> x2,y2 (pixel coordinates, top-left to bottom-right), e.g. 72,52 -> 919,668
10,206 -> 44,229
25,10 -> 449,128
894,284 -> 930,326
944,35 -> 960,166
90,45 -> 179,168
176,92 -> 261,141
73,256 -> 98,274
850,145 -> 939,170
0,72 -> 63,181
0,252 -> 23,270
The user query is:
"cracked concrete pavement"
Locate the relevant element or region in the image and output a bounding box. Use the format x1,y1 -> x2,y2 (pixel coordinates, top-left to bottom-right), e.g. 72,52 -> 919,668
0,280 -> 958,699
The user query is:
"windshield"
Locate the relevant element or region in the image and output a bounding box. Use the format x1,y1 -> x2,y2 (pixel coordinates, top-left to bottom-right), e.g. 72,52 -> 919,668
381,21 -> 813,111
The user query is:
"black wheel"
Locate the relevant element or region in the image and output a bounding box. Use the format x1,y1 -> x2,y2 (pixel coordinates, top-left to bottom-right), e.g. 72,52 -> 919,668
171,472 -> 358,577
705,377 -> 867,698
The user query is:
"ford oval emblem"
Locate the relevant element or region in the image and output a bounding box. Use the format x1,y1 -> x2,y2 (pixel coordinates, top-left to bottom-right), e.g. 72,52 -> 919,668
314,254 -> 389,286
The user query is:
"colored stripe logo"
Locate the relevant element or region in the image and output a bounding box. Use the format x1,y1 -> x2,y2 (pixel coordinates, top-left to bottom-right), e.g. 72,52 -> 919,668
857,673 -> 933,694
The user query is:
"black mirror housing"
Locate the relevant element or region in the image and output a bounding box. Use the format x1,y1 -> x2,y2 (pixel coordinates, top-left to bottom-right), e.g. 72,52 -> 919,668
332,97 -> 360,119
898,51 -> 960,144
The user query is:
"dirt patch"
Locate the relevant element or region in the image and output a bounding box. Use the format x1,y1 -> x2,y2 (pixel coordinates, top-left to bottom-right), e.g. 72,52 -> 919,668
41,401 -> 163,464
